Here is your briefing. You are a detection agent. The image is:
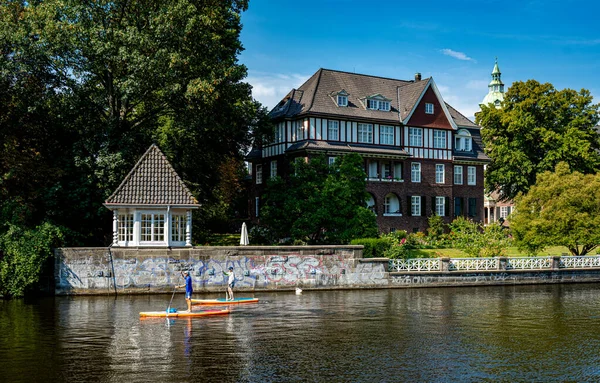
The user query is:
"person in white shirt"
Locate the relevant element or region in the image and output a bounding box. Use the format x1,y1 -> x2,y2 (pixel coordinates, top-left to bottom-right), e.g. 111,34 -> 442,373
224,266 -> 235,301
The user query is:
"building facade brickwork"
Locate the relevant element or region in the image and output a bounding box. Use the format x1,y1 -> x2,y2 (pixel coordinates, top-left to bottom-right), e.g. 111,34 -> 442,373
248,69 -> 490,233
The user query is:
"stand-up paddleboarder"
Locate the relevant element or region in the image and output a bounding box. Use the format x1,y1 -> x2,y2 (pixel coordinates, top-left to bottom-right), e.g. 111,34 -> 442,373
177,271 -> 193,312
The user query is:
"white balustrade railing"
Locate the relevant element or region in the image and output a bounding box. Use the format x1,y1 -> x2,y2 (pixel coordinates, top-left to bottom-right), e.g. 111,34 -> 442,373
388,255 -> 600,272
559,256 -> 600,268
449,258 -> 497,271
389,258 -> 440,272
505,257 -> 552,270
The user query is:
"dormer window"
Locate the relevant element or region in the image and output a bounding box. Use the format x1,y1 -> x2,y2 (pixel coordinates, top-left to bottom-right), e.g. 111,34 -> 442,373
455,129 -> 472,152
363,94 -> 391,111
331,90 -> 349,107
425,103 -> 434,114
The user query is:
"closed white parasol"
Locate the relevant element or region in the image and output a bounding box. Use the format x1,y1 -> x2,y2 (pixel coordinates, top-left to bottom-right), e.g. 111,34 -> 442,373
240,222 -> 249,246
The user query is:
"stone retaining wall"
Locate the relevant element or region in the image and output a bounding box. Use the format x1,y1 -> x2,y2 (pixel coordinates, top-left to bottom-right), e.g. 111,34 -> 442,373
54,247 -> 600,295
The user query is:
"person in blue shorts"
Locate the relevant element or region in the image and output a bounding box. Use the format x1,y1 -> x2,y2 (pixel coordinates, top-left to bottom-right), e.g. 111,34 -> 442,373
177,271 -> 193,312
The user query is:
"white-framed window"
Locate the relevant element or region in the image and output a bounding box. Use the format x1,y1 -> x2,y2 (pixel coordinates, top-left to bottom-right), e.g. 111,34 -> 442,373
171,214 -> 187,243
409,127 -> 423,147
394,163 -> 403,180
425,103 -> 434,114
384,194 -> 401,215
411,162 -> 421,183
337,95 -> 348,107
367,99 -> 390,111
328,120 -> 339,140
454,165 -> 463,185
433,130 -> 446,149
328,156 -> 336,166
380,125 -> 394,145
358,123 -> 373,143
455,129 -> 472,151
435,164 -> 445,184
140,213 -> 165,242
435,196 -> 445,217
256,164 -> 263,184
275,124 -> 284,143
368,161 -> 378,178
366,194 -> 376,215
467,166 -> 476,185
382,162 -> 392,179
411,196 -> 421,216
118,213 -> 134,242
295,120 -> 304,141
500,206 -> 509,219
270,161 -> 277,179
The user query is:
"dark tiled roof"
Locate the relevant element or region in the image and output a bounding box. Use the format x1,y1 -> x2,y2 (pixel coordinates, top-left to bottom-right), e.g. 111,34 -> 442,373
399,80 -> 430,120
270,69 -> 474,128
105,144 -> 199,206
285,140 -> 410,158
446,103 -> 478,128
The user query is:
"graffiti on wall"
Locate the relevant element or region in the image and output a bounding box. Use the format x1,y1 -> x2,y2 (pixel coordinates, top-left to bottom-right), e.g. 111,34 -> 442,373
57,251 -> 389,291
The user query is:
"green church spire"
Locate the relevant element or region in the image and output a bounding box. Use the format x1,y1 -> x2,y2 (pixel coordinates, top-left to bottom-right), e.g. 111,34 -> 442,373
480,58 -> 505,108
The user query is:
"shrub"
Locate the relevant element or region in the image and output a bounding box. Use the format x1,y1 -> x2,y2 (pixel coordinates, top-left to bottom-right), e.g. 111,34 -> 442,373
0,222 -> 64,298
351,237 -> 392,258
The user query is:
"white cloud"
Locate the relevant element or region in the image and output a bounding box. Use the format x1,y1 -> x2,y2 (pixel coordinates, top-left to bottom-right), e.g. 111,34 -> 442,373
246,72 -> 310,109
440,49 -> 475,62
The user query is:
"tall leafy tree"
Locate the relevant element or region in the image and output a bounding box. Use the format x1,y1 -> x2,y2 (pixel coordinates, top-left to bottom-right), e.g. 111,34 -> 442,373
477,80 -> 600,201
1,0 -> 270,244
260,154 -> 378,245
510,163 -> 600,256
0,1 -> 270,295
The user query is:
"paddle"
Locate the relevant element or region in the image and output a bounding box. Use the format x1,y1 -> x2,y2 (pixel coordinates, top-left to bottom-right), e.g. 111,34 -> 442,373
166,272 -> 183,315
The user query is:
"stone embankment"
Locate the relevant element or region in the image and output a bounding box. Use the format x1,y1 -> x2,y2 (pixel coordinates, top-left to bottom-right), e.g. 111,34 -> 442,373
54,247 -> 600,295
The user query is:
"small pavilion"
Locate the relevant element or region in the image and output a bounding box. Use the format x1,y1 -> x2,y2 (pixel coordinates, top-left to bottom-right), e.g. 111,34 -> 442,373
104,144 -> 200,247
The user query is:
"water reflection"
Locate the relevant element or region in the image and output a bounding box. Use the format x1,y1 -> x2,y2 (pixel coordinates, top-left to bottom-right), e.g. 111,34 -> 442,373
2,285 -> 600,382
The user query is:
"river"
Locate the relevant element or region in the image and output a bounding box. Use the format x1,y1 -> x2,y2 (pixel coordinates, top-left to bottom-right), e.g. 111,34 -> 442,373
2,284 -> 600,382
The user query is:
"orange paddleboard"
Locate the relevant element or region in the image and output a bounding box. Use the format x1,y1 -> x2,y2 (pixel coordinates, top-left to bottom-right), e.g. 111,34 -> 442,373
139,308 -> 230,318
191,297 -> 259,305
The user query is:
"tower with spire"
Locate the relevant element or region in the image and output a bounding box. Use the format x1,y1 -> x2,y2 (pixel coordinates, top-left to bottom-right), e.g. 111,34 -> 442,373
480,58 -> 505,108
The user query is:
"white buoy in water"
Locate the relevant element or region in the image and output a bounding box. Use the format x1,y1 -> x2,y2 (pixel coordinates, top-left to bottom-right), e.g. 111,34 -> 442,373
295,287 -> 303,295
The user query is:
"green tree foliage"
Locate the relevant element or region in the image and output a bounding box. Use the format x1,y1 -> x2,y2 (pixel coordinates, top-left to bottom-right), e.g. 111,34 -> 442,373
260,154 -> 378,244
0,222 -> 64,297
449,217 -> 510,258
1,0 -> 268,241
510,163 -> 600,256
1,1 -> 269,295
477,80 -> 600,201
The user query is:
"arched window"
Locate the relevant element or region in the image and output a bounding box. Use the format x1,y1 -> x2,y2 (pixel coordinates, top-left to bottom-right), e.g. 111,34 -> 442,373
455,129 -> 472,152
366,194 -> 376,215
383,193 -> 401,215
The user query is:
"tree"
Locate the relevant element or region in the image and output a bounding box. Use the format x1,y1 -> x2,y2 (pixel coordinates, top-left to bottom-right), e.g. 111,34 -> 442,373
449,217 -> 510,258
1,0 -> 270,245
510,163 -> 600,256
477,80 -> 600,201
260,154 -> 378,244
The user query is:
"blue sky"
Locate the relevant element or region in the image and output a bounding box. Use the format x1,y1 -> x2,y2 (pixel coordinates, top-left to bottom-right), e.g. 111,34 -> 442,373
239,0 -> 600,120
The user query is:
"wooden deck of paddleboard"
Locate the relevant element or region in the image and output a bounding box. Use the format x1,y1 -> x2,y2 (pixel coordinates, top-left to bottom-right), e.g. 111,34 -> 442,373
191,297 -> 259,305
139,308 -> 230,318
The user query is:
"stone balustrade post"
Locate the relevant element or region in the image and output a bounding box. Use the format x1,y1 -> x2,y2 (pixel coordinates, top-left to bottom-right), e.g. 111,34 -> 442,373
498,257 -> 508,271
441,257 -> 450,272
551,256 -> 561,270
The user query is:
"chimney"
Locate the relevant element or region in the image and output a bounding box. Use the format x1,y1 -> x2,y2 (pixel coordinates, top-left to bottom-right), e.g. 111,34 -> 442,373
415,73 -> 422,82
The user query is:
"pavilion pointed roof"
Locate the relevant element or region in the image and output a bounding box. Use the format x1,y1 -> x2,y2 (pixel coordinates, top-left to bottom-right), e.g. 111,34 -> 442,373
105,144 -> 199,207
